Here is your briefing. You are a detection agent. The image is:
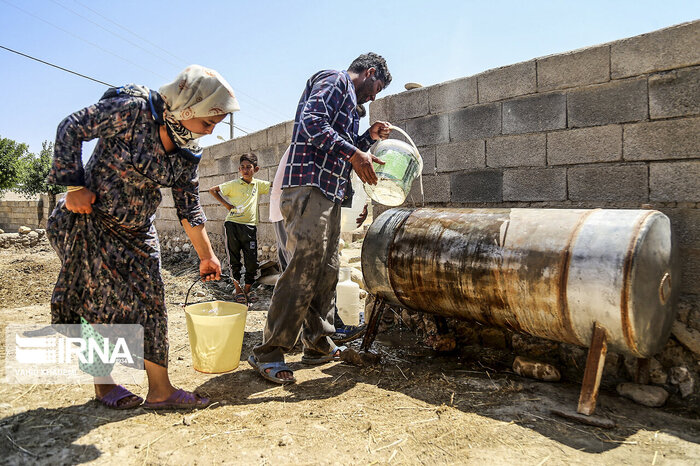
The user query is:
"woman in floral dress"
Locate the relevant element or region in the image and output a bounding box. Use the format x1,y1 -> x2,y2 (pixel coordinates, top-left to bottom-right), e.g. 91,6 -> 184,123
47,65 -> 239,410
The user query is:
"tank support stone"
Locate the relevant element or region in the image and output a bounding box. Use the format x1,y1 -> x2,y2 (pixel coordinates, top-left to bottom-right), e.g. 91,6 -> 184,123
577,322 -> 609,415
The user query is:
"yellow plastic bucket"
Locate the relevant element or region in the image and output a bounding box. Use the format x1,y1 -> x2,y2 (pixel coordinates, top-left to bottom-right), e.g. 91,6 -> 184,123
184,300 -> 247,373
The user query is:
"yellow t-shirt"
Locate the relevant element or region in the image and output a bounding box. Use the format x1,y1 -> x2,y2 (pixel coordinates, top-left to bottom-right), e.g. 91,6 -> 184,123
219,178 -> 271,225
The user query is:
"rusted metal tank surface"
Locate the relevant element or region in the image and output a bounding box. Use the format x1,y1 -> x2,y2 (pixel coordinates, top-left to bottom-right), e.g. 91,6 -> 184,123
361,208 -> 679,358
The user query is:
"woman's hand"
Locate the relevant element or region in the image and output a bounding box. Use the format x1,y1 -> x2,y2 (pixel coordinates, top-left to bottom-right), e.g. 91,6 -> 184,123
200,256 -> 221,282
65,188 -> 96,214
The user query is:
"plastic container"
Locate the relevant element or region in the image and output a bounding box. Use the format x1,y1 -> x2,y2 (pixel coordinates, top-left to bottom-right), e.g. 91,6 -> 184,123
184,300 -> 248,373
363,126 -> 423,207
336,267 -> 360,326
340,172 -> 367,232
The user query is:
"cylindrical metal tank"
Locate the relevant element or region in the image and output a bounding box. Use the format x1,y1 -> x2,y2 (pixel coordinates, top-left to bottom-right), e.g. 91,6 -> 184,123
362,208 -> 679,358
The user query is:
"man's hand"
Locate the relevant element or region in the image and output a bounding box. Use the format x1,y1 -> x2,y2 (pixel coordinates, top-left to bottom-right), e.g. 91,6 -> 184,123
369,121 -> 391,140
355,204 -> 368,228
65,188 -> 96,214
200,256 -> 222,282
350,150 -> 384,185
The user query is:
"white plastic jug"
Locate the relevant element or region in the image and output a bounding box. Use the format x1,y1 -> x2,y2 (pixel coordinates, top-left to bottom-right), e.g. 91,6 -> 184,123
340,172 -> 367,232
336,267 -> 360,325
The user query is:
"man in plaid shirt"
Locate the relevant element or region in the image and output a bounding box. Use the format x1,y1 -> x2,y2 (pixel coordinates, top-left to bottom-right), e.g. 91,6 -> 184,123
250,53 -> 392,383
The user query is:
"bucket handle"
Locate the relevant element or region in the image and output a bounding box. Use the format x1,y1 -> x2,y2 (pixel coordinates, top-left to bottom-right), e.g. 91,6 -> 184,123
184,274 -> 248,307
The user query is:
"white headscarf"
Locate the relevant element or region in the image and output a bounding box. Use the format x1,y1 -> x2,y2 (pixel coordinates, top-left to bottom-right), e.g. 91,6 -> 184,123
158,65 -> 240,156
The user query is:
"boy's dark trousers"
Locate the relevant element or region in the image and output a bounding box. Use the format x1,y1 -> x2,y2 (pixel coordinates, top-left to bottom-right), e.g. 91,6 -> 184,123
224,220 -> 258,285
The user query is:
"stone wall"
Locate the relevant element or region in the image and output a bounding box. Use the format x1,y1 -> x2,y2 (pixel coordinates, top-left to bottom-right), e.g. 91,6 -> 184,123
155,121 -> 293,261
0,193 -> 53,233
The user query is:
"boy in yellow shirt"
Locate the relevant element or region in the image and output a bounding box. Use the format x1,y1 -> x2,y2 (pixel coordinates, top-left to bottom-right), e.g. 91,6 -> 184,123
209,153 -> 270,303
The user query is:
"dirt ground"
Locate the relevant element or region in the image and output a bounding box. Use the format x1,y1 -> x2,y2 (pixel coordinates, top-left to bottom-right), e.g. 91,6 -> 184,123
0,245 -> 699,465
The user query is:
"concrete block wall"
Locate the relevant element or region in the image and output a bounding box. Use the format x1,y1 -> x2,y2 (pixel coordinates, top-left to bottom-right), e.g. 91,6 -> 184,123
369,20 -> 700,298
155,121 -> 293,260
0,194 -> 52,232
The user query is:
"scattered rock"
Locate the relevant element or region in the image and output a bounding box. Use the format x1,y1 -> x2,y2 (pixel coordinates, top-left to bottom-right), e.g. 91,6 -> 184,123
18,226 -> 31,234
669,367 -> 694,398
424,333 -> 456,352
27,231 -> 39,240
348,255 -> 361,264
182,243 -> 191,252
350,267 -> 364,289
35,228 -> 45,237
0,228 -> 4,234
270,245 -> 277,253
193,290 -> 206,298
671,321 -> 700,357
617,383 -> 669,407
174,246 -> 181,253
649,358 -> 668,385
278,434 -> 294,447
340,348 -> 380,367
513,356 -> 561,382
262,245 -> 270,252
512,333 -> 558,358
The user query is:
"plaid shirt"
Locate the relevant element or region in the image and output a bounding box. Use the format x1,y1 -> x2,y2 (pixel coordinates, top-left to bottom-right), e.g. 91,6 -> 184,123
283,70 -> 374,204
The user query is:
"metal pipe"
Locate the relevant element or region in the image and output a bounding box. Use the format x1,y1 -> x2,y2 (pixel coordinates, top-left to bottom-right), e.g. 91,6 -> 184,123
361,208 -> 679,358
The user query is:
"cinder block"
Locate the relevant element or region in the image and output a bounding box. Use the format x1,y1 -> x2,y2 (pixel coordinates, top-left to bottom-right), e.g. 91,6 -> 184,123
160,190 -> 175,208
231,135 -> 252,155
246,129 -> 268,151
155,207 -> 179,221
436,140 -> 485,173
451,170 -> 503,203
389,88 -> 429,121
503,167 -> 567,201
449,103 -> 501,141
624,117 -> 700,161
611,21 -> 700,79
650,161 -> 700,202
568,164 -> 648,202
258,204 -> 270,223
649,66 -> 700,119
547,125 -> 622,165
537,45 -> 610,91
198,159 -> 217,177
428,77 -> 478,114
208,141 -> 233,160
407,174 -> 451,204
369,98 -> 387,124
254,145 -> 278,169
478,61 -> 537,102
679,249 -> 700,295
568,78 -> 648,127
268,122 -> 291,146
404,114 -> 449,147
486,133 -> 546,168
503,93 -> 566,134
663,208 -> 700,250
155,219 -> 180,232
418,146 -> 436,175
217,157 -> 234,177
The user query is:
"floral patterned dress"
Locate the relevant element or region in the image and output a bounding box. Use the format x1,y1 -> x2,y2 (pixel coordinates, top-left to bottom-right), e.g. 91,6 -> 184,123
47,90 -> 205,367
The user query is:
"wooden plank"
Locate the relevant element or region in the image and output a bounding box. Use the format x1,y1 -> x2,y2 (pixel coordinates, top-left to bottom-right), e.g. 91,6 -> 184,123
577,322 -> 608,415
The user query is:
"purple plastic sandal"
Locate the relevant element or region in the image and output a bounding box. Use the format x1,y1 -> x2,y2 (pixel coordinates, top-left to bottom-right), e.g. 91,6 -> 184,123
142,389 -> 211,410
96,385 -> 143,410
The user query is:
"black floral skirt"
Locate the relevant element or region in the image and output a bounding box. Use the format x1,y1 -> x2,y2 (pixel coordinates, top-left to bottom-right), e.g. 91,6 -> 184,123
47,201 -> 169,367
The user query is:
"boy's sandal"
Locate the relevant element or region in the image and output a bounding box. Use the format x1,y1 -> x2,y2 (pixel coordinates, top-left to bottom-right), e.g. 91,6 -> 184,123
248,355 -> 296,384
96,385 -> 143,410
142,389 -> 211,410
234,292 -> 247,304
246,290 -> 259,303
301,345 -> 347,365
